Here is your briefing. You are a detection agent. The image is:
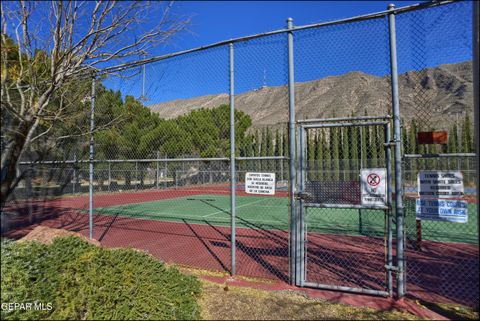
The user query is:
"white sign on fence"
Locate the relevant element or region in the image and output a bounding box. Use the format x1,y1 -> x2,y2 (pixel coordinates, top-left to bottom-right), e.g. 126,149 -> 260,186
417,171 -> 464,198
360,168 -> 387,206
416,199 -> 468,223
416,171 -> 467,223
245,172 -> 276,195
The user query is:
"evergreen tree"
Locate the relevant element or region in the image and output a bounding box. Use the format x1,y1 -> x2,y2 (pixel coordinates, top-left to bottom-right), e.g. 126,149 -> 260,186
402,121 -> 408,154
350,126 -> 359,180
324,129 -> 332,181
274,129 -> 281,178
254,130 -> 261,157
261,128 -> 268,157
266,127 -> 274,156
316,132 -> 325,181
307,131 -> 316,180
371,125 -> 379,167
408,119 -> 418,154
331,127 -> 340,181
360,125 -> 368,169
378,124 -> 385,162
448,123 -> 459,153
275,129 -> 282,157
461,113 -> 473,153
283,127 -> 289,158
341,127 -> 350,181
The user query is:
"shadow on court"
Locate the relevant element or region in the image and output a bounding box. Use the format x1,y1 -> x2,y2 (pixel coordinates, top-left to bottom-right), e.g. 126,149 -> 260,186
2,195 -> 478,308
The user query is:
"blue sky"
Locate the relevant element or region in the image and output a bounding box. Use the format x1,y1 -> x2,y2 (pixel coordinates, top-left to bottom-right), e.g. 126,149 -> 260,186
100,1 -> 473,105
160,1 -> 423,54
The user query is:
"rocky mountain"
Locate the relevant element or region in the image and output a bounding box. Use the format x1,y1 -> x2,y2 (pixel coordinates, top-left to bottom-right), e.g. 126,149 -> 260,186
148,61 -> 473,129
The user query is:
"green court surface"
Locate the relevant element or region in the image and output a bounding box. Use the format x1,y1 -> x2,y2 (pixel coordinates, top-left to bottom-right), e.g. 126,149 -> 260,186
95,194 -> 478,244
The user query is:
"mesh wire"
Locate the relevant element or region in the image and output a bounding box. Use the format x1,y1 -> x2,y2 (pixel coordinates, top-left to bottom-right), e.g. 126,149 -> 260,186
1,0 -> 477,308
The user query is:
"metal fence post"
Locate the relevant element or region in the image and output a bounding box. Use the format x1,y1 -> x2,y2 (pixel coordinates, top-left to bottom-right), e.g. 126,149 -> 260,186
287,17 -> 298,285
387,3 -> 406,298
473,0 -> 479,211
135,161 -> 138,191
229,43 -> 237,276
385,123 -> 393,296
297,125 -> 306,286
108,162 -> 111,192
89,76 -> 96,240
73,152 -> 77,194
156,151 -> 160,189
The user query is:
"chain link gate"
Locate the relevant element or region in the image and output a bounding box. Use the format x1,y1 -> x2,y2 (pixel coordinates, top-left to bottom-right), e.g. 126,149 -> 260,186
294,117 -> 394,296
2,0 -> 477,308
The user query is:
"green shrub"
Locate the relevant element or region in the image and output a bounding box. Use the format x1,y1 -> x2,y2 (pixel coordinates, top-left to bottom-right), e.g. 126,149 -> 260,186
1,236 -> 201,320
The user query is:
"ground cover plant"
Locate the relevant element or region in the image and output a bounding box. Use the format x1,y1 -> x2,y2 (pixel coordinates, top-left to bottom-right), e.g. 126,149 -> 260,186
0,236 -> 201,320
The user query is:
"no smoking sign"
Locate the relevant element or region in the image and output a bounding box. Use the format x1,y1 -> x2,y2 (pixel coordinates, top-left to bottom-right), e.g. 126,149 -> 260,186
361,168 -> 387,206
367,173 -> 381,186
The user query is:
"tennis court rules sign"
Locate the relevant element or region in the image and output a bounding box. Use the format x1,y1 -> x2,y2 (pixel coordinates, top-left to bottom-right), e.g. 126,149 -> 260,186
245,172 -> 276,195
360,168 -> 387,206
416,171 -> 467,223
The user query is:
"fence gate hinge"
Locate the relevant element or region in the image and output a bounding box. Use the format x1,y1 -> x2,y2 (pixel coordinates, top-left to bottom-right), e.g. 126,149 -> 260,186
295,191 -> 312,201
385,264 -> 399,272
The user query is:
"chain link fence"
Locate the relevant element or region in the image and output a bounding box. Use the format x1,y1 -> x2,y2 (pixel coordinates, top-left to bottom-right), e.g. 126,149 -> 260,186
394,1 -> 478,307
2,0 -> 477,308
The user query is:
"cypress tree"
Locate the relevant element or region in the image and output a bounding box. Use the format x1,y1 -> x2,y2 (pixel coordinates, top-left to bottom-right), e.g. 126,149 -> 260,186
350,125 -> 359,180
360,125 -> 368,169
449,123 -> 459,153
283,127 -> 289,158
377,124 -> 385,164
260,128 -> 267,157
402,121 -> 409,154
312,132 -> 318,180
316,131 -> 324,181
461,113 -> 473,153
265,127 -> 273,170
247,134 -> 255,157
371,125 -> 379,168
341,126 -> 350,181
307,131 -> 315,180
266,127 -> 274,156
331,127 -> 340,181
275,129 -> 281,157
324,130 -> 332,181
254,130 -> 261,157
408,119 -> 418,154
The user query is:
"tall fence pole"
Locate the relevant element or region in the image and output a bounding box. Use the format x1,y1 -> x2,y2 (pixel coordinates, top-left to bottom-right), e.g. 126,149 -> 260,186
385,124 -> 393,296
156,151 -> 160,189
73,152 -> 77,194
287,17 -> 298,285
473,0 -> 479,212
229,43 -> 237,276
89,77 -> 96,240
387,3 -> 406,298
108,162 -> 111,192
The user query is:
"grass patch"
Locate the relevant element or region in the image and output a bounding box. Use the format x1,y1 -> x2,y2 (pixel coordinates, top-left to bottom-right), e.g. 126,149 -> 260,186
1,236 -> 201,320
198,281 -> 421,320
417,301 -> 479,320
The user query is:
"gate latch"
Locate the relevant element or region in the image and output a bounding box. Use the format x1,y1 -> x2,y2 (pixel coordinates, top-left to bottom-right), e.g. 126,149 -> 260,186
385,264 -> 398,272
295,191 -> 312,201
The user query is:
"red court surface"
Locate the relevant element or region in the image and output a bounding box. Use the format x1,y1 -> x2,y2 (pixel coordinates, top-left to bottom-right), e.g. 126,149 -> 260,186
2,187 -> 478,308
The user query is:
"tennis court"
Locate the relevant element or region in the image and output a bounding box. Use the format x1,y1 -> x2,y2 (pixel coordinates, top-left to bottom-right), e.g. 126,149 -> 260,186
93,192 -> 478,244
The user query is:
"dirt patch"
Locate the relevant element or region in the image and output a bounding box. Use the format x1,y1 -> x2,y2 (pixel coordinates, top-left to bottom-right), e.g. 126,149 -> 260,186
19,226 -> 101,246
199,281 -> 421,320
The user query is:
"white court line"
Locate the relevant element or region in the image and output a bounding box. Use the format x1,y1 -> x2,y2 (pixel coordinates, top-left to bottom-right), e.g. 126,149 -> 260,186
96,208 -> 287,225
201,198 -> 268,218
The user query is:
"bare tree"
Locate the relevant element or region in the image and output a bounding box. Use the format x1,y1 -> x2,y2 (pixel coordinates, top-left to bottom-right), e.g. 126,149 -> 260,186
0,1 -> 189,208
